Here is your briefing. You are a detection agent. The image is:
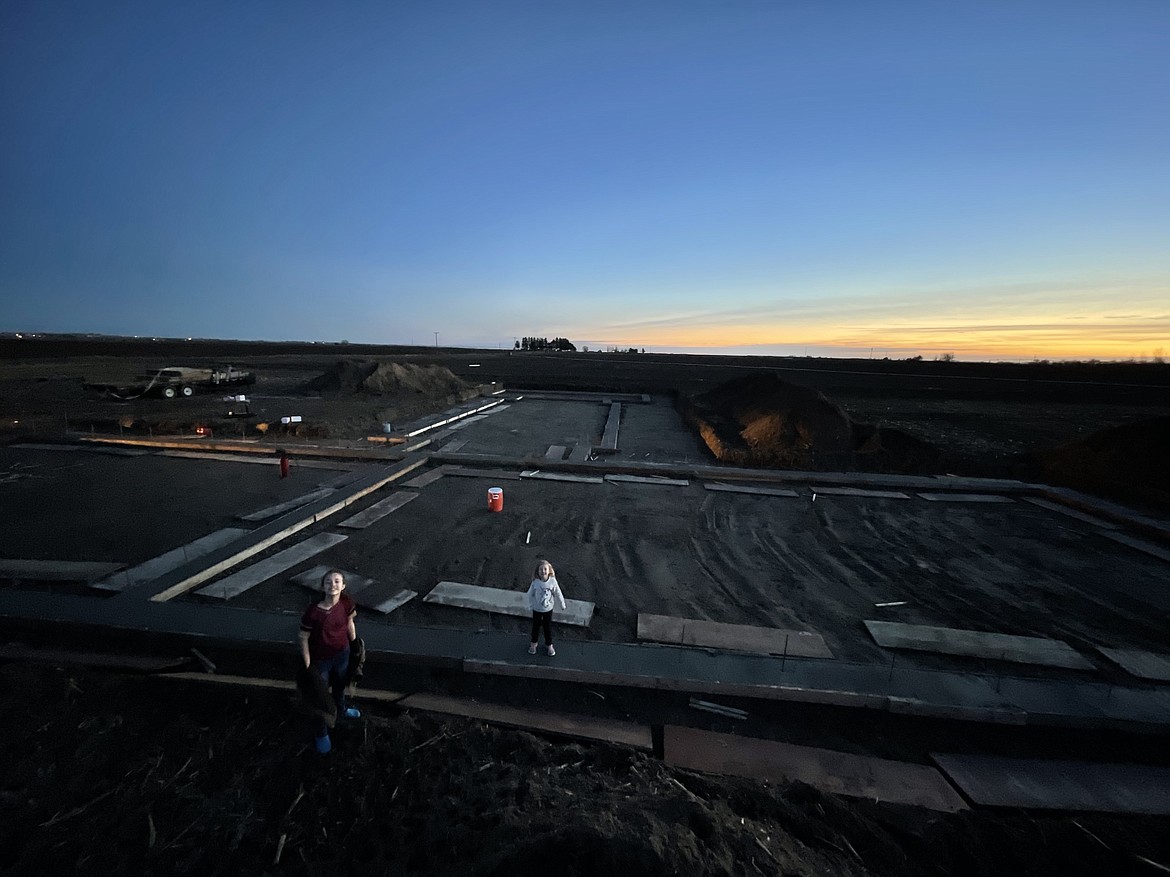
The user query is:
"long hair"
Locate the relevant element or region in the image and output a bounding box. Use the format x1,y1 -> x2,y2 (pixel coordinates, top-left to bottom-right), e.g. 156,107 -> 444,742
533,559 -> 555,580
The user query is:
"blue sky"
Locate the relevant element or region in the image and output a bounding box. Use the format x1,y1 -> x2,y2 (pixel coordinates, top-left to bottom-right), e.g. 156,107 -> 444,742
2,1 -> 1167,360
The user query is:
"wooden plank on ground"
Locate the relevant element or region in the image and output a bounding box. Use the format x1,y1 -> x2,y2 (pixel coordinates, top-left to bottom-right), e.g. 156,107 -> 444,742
605,474 -> 689,486
810,486 -> 910,499
237,488 -> 336,522
401,692 -> 651,750
931,753 -> 1170,814
195,533 -> 347,600
597,402 -> 621,453
338,491 -> 417,529
438,438 -> 468,453
1100,532 -> 1170,564
519,470 -> 604,484
93,528 -> 249,591
666,725 -> 967,812
290,565 -> 417,614
1022,497 -> 1119,529
568,445 -> 591,462
638,614 -> 833,658
1096,647 -> 1170,682
864,620 -> 1095,670
403,466 -> 450,488
704,482 -> 800,497
0,559 -> 123,583
918,493 -> 1014,503
424,581 -> 594,626
445,468 -> 523,481
544,445 -> 566,460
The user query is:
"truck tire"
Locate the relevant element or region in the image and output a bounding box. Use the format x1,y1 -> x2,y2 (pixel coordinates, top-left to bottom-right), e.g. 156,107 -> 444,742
163,386 -> 177,399
181,385 -> 194,397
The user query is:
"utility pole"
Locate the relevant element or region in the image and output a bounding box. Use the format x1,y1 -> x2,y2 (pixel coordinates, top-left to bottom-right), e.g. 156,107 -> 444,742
433,331 -> 439,348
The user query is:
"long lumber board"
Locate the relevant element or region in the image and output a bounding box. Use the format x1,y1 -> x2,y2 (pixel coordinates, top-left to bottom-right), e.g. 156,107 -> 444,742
424,581 -> 594,626
865,620 -> 1095,670
638,614 -> 833,658
195,533 -> 348,600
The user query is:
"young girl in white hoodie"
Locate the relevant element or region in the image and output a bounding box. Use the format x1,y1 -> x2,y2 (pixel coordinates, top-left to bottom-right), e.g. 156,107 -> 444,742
526,558 -> 566,656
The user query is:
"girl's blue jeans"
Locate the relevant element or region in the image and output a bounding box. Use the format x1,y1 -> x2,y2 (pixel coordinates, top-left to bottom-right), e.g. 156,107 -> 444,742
312,646 -> 350,737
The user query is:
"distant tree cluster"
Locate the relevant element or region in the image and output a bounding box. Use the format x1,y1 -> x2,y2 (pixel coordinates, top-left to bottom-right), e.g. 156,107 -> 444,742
515,336 -> 576,351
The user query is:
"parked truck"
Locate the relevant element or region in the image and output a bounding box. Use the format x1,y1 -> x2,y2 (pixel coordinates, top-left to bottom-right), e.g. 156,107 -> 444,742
87,365 -> 255,400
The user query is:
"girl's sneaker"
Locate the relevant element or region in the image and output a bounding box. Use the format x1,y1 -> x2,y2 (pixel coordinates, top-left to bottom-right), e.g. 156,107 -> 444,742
547,645 -> 556,657
528,643 -> 538,655
343,707 -> 361,719
314,733 -> 332,755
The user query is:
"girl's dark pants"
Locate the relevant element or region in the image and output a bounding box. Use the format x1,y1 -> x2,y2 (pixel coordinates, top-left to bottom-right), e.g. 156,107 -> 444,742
530,611 -> 553,645
312,646 -> 350,737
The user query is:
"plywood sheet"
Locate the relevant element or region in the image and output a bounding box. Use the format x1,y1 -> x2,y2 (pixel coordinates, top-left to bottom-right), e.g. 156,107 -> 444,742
666,725 -> 967,812
402,692 -> 651,750
638,614 -> 833,658
931,753 -> 1170,814
424,581 -> 594,626
195,533 -> 347,599
865,620 -> 1094,670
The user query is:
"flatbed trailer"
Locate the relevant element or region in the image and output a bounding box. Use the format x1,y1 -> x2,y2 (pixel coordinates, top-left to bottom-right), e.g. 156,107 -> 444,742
86,365 -> 254,400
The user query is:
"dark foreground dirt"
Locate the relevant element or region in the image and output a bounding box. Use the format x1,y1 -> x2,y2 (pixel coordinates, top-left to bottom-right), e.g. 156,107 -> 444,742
3,662 -> 1167,877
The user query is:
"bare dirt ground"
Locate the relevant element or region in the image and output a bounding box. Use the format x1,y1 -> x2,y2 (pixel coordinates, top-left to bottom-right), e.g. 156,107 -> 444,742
2,338 -> 1169,875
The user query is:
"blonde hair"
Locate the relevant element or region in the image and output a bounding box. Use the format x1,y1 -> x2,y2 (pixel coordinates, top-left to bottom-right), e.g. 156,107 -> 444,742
533,559 -> 555,579
320,569 -> 346,589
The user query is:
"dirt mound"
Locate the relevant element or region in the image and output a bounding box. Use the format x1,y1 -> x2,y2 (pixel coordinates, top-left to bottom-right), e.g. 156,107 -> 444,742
3,662 -> 1163,876
682,373 -> 943,474
304,360 -> 471,399
1033,416 -> 1170,509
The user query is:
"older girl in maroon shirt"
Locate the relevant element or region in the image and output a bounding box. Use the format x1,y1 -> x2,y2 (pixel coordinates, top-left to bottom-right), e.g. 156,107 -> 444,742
299,569 -> 361,754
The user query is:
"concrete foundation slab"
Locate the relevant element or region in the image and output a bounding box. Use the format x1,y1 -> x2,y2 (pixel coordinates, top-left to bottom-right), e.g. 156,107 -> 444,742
931,753 -> 1170,814
704,482 -> 800,497
810,486 -> 910,499
237,488 -> 336,522
605,474 -> 689,486
195,533 -> 347,600
290,564 -> 417,614
639,614 -> 833,658
0,559 -> 124,582
1096,647 -> 1170,682
93,528 -> 249,591
865,620 -> 1095,670
400,692 -> 651,750
665,725 -> 967,812
917,493 -> 1014,503
423,581 -> 595,626
338,491 -> 417,529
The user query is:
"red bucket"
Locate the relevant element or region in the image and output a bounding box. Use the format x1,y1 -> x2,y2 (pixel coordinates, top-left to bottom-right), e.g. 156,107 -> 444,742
487,487 -> 504,512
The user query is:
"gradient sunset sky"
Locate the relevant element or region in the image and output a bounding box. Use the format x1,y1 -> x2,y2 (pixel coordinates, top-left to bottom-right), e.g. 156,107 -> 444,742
2,1 -> 1167,361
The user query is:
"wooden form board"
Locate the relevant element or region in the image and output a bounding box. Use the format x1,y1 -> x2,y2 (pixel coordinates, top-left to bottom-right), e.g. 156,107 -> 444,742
864,620 -> 1095,670
519,470 -> 605,484
423,581 -> 595,626
1101,532 -> 1170,564
195,533 -> 347,600
400,692 -> 651,750
403,467 -> 449,488
544,445 -> 567,460
237,488 -> 336,522
666,725 -> 967,812
704,482 -> 800,497
290,564 -> 417,614
0,559 -> 123,582
1022,497 -> 1119,529
1095,647 -> 1170,682
931,753 -> 1170,814
638,613 -> 833,658
93,528 -> 248,591
597,402 -> 621,453
438,438 -> 468,453
337,491 -> 417,529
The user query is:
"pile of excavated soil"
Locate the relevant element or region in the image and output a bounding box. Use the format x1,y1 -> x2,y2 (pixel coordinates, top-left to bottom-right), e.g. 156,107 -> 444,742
304,360 -> 473,400
3,662 -> 1164,877
1033,416 -> 1170,510
681,373 -> 943,474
